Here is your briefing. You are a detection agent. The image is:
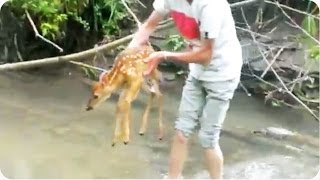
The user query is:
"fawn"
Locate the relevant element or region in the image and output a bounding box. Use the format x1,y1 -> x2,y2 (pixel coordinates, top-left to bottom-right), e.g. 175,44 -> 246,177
85,45 -> 164,146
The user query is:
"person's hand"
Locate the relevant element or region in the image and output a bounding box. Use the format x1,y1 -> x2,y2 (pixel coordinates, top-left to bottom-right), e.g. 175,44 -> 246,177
143,51 -> 164,76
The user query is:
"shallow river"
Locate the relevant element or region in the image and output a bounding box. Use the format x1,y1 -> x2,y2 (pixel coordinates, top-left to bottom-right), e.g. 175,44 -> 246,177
0,69 -> 319,179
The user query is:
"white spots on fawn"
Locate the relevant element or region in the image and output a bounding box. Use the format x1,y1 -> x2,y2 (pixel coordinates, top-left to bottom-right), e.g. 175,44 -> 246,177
120,65 -> 126,73
127,68 -> 136,76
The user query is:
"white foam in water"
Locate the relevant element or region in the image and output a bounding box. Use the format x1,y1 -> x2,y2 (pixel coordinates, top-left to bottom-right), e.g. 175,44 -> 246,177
244,162 -> 279,180
161,173 -> 184,179
193,170 -> 210,179
0,169 -> 8,180
191,162 -> 279,179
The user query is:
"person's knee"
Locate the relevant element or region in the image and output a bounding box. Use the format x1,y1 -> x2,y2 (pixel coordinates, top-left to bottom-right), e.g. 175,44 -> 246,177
174,116 -> 197,139
198,129 -> 221,148
174,130 -> 188,144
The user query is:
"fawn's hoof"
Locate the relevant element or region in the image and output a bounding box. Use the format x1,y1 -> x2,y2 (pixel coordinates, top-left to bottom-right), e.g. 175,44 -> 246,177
123,141 -> 129,145
111,143 -> 115,147
157,133 -> 164,141
139,132 -> 144,136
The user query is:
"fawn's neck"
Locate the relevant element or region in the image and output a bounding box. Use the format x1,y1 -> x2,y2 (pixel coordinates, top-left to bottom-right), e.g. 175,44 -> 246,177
100,64 -> 125,90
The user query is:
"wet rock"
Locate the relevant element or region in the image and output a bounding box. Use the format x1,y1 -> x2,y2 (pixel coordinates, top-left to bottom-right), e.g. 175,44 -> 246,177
162,73 -> 176,81
252,127 -> 295,140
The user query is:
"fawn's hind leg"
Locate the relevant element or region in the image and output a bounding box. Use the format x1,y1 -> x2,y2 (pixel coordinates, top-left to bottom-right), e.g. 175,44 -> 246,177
148,78 -> 164,140
155,90 -> 164,140
139,92 -> 155,136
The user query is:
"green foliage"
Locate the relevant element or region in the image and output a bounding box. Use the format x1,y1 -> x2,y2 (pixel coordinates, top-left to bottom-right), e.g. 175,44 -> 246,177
166,34 -> 186,51
9,0 -> 134,40
93,0 -> 131,35
81,67 -> 99,80
301,16 -> 318,38
308,45 -> 320,61
10,0 -> 69,40
298,0 -> 319,61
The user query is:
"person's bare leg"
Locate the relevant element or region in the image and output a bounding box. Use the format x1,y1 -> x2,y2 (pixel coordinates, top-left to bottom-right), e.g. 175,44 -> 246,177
203,144 -> 223,179
168,130 -> 188,179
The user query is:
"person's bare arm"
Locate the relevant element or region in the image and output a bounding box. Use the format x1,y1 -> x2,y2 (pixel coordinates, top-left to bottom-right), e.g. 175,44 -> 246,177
164,39 -> 214,65
128,11 -> 165,48
143,39 -> 214,75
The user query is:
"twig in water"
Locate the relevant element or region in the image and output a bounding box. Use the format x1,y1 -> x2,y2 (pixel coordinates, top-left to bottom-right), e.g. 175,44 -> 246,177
25,10 -> 63,52
266,26 -> 277,34
263,15 -> 280,29
260,47 -> 284,78
253,74 -> 280,89
241,8 -> 319,121
239,81 -> 252,96
235,26 -> 271,39
69,61 -> 107,72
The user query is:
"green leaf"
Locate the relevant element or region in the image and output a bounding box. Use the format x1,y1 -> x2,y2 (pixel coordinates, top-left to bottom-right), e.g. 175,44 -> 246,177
301,16 -> 318,38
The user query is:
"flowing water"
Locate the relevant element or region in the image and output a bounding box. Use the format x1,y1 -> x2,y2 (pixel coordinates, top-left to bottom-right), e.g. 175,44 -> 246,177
0,69 -> 319,179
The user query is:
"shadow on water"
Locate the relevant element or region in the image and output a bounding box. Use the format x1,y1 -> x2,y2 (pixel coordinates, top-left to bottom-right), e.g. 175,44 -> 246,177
0,69 -> 319,179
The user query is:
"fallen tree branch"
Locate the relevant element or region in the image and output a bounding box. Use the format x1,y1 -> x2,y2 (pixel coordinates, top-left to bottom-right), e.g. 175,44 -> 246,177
25,10 -> 64,52
241,8 -> 319,121
0,35 -> 132,71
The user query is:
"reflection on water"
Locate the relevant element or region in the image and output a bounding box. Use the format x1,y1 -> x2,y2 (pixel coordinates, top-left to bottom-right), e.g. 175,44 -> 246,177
0,71 -> 319,179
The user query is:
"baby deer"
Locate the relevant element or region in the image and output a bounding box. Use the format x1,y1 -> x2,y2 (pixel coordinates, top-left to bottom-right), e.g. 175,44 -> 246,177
86,45 -> 164,146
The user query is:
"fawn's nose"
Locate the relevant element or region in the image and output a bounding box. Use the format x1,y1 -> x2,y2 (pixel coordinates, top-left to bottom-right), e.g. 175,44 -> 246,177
86,106 -> 93,111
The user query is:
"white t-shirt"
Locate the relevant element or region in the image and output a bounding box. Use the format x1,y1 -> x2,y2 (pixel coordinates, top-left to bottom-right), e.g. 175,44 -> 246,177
153,0 -> 243,82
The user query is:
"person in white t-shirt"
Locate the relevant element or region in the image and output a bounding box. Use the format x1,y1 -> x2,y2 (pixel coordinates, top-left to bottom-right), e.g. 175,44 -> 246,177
128,0 -> 243,179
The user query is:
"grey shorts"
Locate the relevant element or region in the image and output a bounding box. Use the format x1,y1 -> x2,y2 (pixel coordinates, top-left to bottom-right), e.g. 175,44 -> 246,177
175,75 -> 239,148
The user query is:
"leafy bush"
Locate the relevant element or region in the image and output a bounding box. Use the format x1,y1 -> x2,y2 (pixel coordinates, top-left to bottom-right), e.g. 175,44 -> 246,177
9,0 -> 135,40
166,34 -> 186,51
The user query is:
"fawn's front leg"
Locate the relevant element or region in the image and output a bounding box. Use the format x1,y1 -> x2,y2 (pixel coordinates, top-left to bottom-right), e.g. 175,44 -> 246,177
114,80 -> 142,145
112,90 -> 128,146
